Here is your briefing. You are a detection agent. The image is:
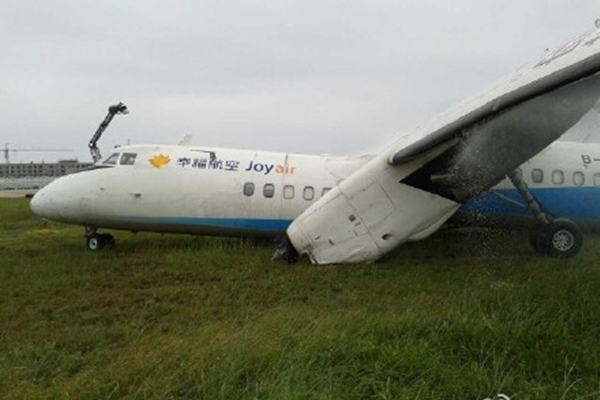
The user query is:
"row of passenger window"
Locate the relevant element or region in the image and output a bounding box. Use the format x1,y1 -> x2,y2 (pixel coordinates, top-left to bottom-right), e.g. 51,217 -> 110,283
243,182 -> 331,200
528,168 -> 589,186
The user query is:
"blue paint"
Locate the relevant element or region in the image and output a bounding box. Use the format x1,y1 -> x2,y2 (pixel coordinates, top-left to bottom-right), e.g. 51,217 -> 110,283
461,187 -> 600,220
245,161 -> 273,175
135,216 -> 293,231
127,187 -> 600,233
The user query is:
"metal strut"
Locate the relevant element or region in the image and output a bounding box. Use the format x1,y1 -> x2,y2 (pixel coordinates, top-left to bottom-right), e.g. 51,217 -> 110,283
507,170 -> 552,224
88,102 -> 128,163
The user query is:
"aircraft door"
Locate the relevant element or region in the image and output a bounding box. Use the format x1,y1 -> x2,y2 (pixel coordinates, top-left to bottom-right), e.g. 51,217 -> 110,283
94,152 -> 142,220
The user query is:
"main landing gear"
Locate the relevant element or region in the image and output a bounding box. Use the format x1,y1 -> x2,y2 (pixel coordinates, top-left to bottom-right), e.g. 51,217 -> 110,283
85,228 -> 115,251
507,170 -> 583,258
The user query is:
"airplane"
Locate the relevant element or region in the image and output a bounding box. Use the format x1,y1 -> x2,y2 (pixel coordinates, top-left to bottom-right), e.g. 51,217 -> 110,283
30,25 -> 600,264
29,139 -> 600,256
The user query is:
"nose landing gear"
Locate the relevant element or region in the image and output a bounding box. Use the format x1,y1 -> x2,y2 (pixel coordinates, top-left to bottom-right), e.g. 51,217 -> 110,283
508,170 -> 583,258
85,228 -> 115,251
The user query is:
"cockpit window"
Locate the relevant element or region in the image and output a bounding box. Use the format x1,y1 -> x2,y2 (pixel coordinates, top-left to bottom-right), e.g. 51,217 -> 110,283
102,153 -> 120,165
120,153 -> 137,165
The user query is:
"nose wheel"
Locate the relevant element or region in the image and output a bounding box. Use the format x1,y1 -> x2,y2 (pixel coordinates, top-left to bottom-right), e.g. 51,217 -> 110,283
85,228 -> 115,251
508,171 -> 583,258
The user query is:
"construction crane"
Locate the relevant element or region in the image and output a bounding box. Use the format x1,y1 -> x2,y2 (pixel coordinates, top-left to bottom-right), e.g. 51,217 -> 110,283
3,143 -> 73,164
89,102 -> 128,163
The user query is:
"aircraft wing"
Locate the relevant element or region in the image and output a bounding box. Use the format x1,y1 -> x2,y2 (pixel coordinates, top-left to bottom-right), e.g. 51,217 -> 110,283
390,28 -> 600,165
284,26 -> 600,264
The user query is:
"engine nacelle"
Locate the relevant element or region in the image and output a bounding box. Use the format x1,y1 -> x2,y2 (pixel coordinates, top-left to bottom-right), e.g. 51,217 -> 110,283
286,150 -> 460,264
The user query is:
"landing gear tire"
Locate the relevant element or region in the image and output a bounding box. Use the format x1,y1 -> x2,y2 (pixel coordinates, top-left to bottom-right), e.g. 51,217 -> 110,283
87,234 -> 105,251
531,219 -> 583,258
86,233 -> 115,251
101,233 -> 115,249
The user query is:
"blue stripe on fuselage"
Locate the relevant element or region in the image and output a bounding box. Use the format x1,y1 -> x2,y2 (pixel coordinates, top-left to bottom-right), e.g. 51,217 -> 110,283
134,217 -> 293,231
460,187 -> 600,220
127,187 -> 600,232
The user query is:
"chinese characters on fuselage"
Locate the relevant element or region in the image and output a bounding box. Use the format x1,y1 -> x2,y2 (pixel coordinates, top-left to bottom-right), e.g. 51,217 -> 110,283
176,158 -> 296,175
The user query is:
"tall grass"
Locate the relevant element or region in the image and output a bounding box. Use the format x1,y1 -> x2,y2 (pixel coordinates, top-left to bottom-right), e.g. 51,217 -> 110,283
1,198 -> 600,399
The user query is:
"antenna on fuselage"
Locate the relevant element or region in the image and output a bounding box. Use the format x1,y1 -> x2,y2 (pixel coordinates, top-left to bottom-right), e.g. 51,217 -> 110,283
191,149 -> 217,161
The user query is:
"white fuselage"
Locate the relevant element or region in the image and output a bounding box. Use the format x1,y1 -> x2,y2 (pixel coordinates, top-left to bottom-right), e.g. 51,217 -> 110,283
31,145 -> 372,237
31,141 -> 600,242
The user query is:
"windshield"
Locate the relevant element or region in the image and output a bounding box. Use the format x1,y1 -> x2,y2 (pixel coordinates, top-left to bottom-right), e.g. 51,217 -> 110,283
120,153 -> 137,165
102,153 -> 120,165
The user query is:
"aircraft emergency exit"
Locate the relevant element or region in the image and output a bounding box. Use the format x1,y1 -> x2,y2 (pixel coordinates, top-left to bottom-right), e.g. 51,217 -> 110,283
30,25 -> 600,263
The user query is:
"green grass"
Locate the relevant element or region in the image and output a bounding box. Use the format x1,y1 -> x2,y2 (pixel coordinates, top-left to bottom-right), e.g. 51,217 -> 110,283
2,198 -> 600,399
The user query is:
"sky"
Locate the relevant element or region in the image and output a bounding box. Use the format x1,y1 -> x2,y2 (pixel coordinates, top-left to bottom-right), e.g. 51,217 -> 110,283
2,0 -> 600,163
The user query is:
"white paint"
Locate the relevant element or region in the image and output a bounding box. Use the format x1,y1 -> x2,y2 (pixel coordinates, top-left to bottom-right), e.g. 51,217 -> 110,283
31,145 -> 372,236
29,140 -> 600,251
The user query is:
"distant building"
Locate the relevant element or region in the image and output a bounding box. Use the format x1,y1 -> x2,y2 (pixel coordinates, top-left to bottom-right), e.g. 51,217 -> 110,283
0,159 -> 93,190
0,159 -> 93,178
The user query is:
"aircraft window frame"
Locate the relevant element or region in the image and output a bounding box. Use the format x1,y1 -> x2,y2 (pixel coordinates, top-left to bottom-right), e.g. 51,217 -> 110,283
283,185 -> 295,200
102,153 -> 120,165
303,186 -> 315,201
531,168 -> 544,184
552,170 -> 565,185
322,187 -> 331,197
573,171 -> 585,186
263,183 -> 275,198
120,153 -> 137,166
595,173 -> 600,187
243,182 -> 255,197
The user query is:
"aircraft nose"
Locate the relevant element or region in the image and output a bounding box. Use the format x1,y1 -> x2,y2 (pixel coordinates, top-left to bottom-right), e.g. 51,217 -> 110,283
30,174 -> 91,223
30,185 -> 56,219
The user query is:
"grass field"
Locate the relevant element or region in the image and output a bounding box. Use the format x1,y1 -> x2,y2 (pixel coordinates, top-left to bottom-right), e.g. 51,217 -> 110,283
2,198 -> 600,399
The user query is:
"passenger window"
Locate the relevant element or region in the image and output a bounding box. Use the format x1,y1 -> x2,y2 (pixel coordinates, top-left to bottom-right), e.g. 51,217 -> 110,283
243,182 -> 255,196
102,153 -> 120,165
263,184 -> 275,198
573,171 -> 585,186
531,169 -> 544,183
322,187 -> 331,197
552,170 -> 564,185
120,153 -> 137,165
283,185 -> 295,199
595,173 -> 600,187
303,186 -> 315,201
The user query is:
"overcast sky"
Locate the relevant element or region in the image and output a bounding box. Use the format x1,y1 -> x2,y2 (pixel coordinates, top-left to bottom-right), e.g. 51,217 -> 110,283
2,0 -> 600,163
